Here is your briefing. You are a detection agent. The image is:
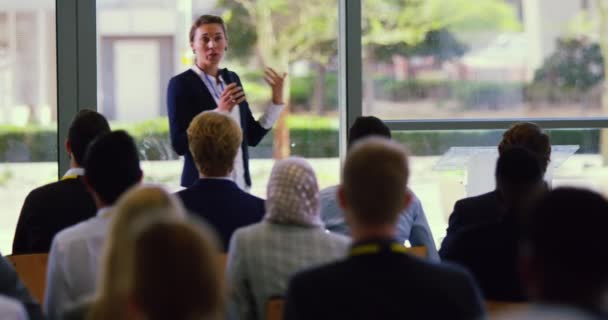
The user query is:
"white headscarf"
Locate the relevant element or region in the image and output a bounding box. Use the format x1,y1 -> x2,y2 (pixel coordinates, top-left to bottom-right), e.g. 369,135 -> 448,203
265,157 -> 323,227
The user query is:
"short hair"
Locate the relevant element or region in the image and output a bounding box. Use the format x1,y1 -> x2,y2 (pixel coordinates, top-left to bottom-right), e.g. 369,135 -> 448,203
189,15 -> 227,43
348,116 -> 391,148
496,146 -> 543,188
67,109 -> 111,165
83,130 -> 141,205
498,122 -> 551,172
187,111 -> 242,177
132,220 -> 222,320
89,186 -> 187,320
526,187 -> 608,309
342,137 -> 409,226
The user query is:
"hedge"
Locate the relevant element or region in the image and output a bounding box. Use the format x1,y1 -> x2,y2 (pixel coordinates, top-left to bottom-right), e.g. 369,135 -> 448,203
0,119 -> 599,162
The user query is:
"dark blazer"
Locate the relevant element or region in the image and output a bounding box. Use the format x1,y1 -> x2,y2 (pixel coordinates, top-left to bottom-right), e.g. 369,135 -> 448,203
284,239 -> 485,320
0,255 -> 45,320
440,214 -> 527,301
176,179 -> 265,251
439,190 -> 505,257
167,68 -> 269,188
12,177 -> 97,254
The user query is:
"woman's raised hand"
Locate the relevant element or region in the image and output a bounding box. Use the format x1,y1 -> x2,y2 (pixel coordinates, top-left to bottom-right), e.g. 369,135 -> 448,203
264,67 -> 287,105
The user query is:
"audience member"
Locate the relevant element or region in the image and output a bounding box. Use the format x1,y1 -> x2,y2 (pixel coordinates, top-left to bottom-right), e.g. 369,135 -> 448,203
44,130 -> 142,320
440,122 -> 551,256
129,220 -> 223,320
319,116 -> 438,261
441,147 -> 547,301
62,185 -> 187,320
13,109 -> 110,254
284,138 -> 484,320
226,157 -> 349,320
0,295 -> 29,320
0,255 -> 43,320
519,188 -> 608,317
177,111 -> 265,251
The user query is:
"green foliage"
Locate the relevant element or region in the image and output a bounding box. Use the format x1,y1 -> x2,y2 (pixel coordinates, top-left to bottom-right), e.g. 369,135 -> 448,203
0,120 -> 600,161
533,38 -> 604,91
290,73 -> 338,111
373,29 -> 468,63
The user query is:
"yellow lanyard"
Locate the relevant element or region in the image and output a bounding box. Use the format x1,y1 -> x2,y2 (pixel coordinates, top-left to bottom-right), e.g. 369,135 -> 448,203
349,242 -> 407,257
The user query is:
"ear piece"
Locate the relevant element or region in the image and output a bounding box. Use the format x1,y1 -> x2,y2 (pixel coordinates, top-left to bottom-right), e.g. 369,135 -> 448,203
225,47 -> 228,51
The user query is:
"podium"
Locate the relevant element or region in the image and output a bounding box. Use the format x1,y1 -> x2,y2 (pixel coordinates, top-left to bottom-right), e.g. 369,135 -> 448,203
434,145 -> 579,197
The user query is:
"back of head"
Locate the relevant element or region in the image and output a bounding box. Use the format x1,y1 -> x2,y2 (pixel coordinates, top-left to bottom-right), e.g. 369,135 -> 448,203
187,111 -> 242,177
495,146 -> 545,212
498,122 -> 551,173
266,157 -> 321,227
84,130 -> 141,205
91,186 -> 187,320
132,220 -> 222,320
342,137 -> 409,226
348,116 -> 391,149
68,109 -> 111,165
526,187 -> 608,311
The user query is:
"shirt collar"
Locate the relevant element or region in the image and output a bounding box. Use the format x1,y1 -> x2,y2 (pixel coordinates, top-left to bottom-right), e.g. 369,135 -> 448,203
96,206 -> 113,218
62,167 -> 85,179
191,65 -> 225,84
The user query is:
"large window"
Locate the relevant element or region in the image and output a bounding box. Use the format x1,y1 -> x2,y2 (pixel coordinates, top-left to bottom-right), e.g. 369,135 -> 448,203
96,0 -> 341,196
361,0 -> 608,120
0,1 -> 57,253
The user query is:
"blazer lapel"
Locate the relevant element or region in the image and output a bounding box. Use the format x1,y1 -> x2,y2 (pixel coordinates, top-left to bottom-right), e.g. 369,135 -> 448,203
185,69 -> 218,110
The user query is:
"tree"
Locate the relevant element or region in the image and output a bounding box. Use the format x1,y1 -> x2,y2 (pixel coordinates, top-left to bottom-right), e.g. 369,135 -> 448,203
220,0 -> 338,159
220,0 -> 519,158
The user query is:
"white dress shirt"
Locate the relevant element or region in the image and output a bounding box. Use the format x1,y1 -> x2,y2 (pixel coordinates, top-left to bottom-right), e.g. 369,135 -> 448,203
44,207 -> 113,320
0,295 -> 28,320
190,65 -> 284,190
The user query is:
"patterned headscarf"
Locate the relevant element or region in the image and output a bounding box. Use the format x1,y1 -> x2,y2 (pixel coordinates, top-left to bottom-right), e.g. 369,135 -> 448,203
265,157 -> 323,227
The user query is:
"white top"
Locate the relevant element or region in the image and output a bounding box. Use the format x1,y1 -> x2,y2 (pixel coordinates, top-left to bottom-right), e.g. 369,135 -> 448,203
62,167 -> 84,179
43,207 -> 113,320
191,65 -> 284,190
0,295 -> 28,320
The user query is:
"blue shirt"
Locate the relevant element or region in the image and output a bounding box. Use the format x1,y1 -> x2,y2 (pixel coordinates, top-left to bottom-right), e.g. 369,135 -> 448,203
318,185 -> 440,262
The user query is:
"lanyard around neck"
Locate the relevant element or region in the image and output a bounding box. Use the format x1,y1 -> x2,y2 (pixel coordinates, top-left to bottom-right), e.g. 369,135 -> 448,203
203,72 -> 225,100
349,242 -> 408,257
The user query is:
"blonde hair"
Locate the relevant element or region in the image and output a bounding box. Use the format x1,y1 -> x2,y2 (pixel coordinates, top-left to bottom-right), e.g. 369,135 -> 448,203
342,137 -> 410,226
187,111 -> 243,177
131,220 -> 223,320
88,185 -> 187,320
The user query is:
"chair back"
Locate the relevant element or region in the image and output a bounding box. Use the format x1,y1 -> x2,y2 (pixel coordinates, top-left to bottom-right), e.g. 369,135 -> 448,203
266,297 -> 284,320
5,253 -> 49,304
406,245 -> 427,259
486,300 -> 529,318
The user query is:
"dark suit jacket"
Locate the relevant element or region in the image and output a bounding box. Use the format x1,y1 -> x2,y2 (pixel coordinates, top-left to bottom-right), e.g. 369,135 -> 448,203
176,179 -> 265,251
0,255 -> 44,320
167,68 -> 269,188
12,177 -> 97,254
439,190 -> 505,257
284,239 -> 485,320
440,214 -> 527,301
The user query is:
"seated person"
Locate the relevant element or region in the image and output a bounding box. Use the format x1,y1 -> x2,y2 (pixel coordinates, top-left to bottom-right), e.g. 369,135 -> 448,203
176,111 -> 265,251
440,122 -> 551,257
440,147 -> 547,301
62,185 -> 187,320
44,131 -> 142,320
516,188 -> 608,318
226,157 -> 349,320
319,116 -> 438,261
0,295 -> 28,320
0,255 -> 43,320
284,138 -> 484,320
13,109 -> 110,254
